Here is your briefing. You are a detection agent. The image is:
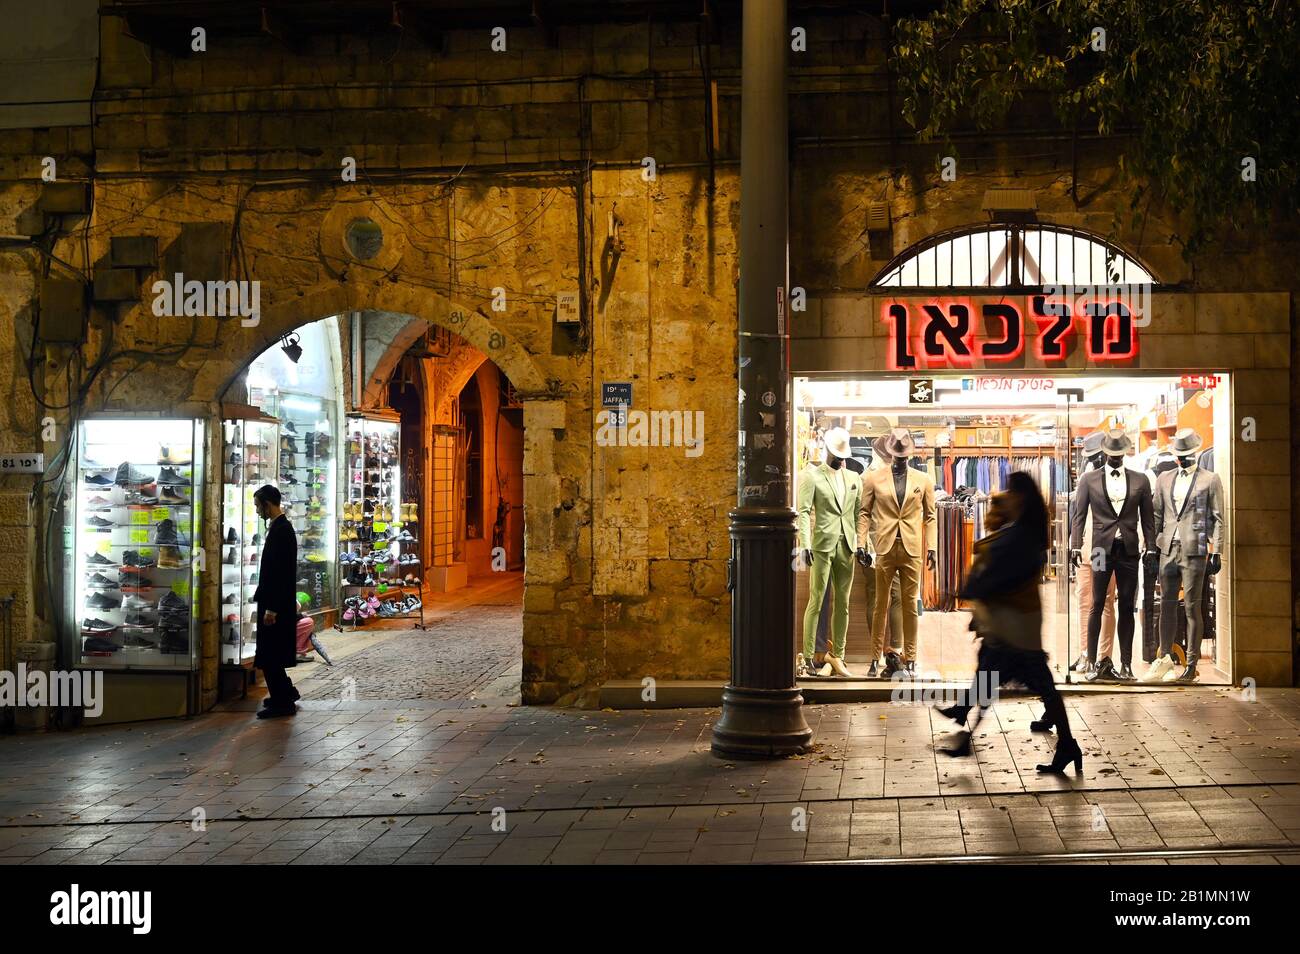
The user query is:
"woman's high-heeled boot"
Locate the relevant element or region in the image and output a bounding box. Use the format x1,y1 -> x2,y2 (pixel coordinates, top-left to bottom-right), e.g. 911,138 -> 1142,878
1035,736 -> 1083,775
939,730 -> 972,757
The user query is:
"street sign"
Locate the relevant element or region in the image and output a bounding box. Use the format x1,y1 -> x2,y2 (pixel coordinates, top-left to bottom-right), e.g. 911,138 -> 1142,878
602,382 -> 632,408
0,454 -> 44,473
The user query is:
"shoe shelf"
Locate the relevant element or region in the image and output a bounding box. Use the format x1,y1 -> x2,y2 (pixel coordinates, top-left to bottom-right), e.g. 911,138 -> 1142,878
71,418 -> 203,670
220,416 -> 278,666
277,403 -> 336,615
337,415 -> 423,629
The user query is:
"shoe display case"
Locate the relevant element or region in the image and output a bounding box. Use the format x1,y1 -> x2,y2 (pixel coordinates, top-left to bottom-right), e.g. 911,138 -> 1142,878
219,409 -> 279,671
339,413 -> 423,629
276,394 -> 337,616
69,418 -> 204,683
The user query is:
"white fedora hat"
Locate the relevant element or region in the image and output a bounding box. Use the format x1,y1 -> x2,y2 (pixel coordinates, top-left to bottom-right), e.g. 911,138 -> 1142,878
823,427 -> 852,459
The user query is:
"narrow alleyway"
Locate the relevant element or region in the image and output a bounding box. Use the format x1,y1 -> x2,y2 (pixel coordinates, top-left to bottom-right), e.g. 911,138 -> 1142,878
269,573 -> 523,705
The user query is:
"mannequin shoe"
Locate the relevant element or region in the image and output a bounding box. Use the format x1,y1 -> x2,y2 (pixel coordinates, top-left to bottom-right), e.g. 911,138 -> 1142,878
1142,654 -> 1175,683
825,654 -> 854,678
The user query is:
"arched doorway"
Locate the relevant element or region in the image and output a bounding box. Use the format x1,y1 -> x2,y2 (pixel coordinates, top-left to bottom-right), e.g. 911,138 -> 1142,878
217,310 -> 532,706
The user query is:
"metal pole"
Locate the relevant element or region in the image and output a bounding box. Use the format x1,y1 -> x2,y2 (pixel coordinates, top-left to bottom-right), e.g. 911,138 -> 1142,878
712,0 -> 812,758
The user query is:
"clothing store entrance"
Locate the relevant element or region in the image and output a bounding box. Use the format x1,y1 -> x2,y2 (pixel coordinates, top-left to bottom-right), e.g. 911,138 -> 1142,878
793,372 -> 1233,687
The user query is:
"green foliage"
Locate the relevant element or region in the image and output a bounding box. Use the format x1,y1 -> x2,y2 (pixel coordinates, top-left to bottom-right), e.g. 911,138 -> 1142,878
891,0 -> 1300,256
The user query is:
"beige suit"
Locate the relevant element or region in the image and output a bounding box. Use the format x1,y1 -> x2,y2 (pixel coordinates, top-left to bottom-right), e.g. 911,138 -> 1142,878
860,466 -> 936,660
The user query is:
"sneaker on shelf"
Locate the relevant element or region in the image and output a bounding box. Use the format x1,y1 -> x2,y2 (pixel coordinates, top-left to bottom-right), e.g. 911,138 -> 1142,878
122,549 -> 155,570
84,473 -> 114,486
123,632 -> 156,648
159,631 -> 190,654
157,447 -> 192,466
153,518 -> 183,546
123,610 -> 155,627
157,546 -> 184,569
225,527 -> 238,544
82,635 -> 119,653
223,592 -> 238,604
157,466 -> 189,486
86,515 -> 115,531
85,572 -> 119,590
125,489 -> 160,506
85,495 -> 113,511
228,451 -> 242,465
87,591 -> 122,610
114,462 -> 155,487
159,486 -> 189,505
85,551 -> 118,567
122,594 -> 153,612
81,618 -> 117,633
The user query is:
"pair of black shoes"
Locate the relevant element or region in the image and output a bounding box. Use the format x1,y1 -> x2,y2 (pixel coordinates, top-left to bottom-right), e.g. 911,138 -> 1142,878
258,687 -> 300,719
1085,656 -> 1135,682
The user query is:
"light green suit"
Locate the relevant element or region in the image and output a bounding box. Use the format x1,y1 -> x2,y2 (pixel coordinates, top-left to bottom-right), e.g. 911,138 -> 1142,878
796,462 -> 862,659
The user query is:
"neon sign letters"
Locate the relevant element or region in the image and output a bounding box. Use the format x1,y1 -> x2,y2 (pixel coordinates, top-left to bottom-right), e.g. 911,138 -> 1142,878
884,295 -> 1140,370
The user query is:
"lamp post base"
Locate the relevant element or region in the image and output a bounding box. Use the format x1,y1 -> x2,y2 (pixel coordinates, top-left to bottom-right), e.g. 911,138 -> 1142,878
711,685 -> 812,758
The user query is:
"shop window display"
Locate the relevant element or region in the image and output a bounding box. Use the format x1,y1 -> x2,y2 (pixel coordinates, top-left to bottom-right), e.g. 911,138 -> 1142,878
244,321 -> 341,617
340,414 -> 424,627
220,416 -> 279,665
792,374 -> 1232,686
70,418 -> 204,671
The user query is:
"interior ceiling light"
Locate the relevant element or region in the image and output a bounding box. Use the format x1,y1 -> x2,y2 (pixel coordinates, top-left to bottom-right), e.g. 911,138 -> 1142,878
280,333 -> 303,364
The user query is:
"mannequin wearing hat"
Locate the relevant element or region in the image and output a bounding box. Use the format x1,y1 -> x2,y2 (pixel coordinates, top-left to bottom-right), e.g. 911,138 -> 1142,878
1069,428 -> 1155,681
1143,428 -> 1224,683
860,427 -> 937,678
796,427 -> 861,678
1069,431 -> 1118,677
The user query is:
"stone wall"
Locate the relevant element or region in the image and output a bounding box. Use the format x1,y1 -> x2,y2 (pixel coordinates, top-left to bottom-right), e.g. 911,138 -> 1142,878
1,12 -> 1297,709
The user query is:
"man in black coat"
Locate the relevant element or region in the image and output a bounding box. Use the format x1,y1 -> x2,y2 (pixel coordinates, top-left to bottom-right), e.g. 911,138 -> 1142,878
252,485 -> 300,718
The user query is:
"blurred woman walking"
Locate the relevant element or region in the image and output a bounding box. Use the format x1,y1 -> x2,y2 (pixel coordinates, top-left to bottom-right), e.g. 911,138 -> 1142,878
935,471 -> 1083,775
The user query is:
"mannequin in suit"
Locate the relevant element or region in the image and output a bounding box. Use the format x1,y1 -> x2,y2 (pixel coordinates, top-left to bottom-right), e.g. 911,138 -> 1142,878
814,453 -> 866,656
796,427 -> 860,678
861,434 -> 904,678
1143,428 -> 1224,683
1069,428 -> 1155,681
1070,431 -> 1118,676
860,427 -> 937,679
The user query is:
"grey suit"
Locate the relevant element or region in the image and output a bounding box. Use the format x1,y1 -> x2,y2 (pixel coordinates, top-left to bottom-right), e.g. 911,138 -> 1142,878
1153,467 -> 1224,558
1153,466 -> 1224,665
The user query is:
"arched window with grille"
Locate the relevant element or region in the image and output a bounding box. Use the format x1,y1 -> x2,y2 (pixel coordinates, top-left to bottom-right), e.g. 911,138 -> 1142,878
871,224 -> 1157,290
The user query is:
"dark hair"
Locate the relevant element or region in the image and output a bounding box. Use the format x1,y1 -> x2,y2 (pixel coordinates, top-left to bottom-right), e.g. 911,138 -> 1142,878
253,484 -> 282,506
1005,471 -> 1049,550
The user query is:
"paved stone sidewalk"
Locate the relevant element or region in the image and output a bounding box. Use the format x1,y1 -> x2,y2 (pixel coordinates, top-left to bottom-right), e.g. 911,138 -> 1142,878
1,689 -> 1297,863
0,788 -> 1297,865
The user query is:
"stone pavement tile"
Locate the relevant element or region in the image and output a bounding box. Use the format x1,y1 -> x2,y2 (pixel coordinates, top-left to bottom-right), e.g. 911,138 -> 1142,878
638,851 -> 692,864
753,848 -> 806,863
801,842 -> 849,861
688,843 -> 756,864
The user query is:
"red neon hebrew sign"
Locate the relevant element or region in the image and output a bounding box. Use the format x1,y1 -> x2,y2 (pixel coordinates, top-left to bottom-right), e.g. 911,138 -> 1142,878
883,295 -> 1140,370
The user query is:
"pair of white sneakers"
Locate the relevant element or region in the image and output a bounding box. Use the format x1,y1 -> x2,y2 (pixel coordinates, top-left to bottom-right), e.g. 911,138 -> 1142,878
1140,653 -> 1184,682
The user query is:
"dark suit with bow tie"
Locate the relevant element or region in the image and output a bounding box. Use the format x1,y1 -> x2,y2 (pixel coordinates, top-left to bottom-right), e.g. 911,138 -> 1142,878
1069,466 -> 1154,665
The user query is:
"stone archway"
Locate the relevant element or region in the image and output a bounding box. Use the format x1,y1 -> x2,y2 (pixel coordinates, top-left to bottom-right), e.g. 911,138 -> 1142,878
194,283 -> 566,707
